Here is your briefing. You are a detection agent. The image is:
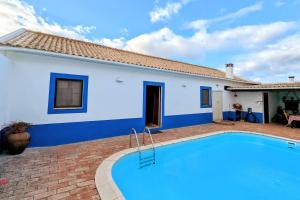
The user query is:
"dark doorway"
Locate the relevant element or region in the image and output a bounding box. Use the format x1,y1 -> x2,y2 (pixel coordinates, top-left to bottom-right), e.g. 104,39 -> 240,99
263,93 -> 269,123
146,85 -> 161,128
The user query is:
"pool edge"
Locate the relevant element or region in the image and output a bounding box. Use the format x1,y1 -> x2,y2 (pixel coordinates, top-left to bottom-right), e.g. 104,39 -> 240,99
94,130 -> 300,200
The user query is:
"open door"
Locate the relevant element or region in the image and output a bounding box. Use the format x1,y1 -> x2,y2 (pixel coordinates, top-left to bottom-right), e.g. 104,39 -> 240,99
145,85 -> 162,128
263,93 -> 269,123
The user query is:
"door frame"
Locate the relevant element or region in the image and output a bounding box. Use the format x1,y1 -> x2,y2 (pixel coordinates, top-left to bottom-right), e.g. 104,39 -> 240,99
212,91 -> 223,121
263,92 -> 269,123
143,81 -> 165,130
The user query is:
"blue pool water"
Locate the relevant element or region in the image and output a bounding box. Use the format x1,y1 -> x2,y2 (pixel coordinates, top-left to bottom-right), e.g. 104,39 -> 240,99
112,132 -> 300,200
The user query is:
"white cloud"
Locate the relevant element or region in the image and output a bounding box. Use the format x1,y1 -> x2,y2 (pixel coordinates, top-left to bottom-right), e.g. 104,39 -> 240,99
99,3 -> 298,82
0,0 -> 96,40
72,25 -> 96,34
235,33 -> 300,82
187,2 -> 263,30
150,0 -> 189,23
96,37 -> 126,49
205,22 -> 296,50
99,21 -> 295,61
126,28 -> 193,58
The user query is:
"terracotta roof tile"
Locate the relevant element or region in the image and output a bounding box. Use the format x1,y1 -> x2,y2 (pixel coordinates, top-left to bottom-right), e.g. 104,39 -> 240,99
0,29 -> 254,83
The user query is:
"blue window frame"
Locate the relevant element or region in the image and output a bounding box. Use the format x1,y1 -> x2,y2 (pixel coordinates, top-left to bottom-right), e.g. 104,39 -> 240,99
48,73 -> 89,114
200,86 -> 212,108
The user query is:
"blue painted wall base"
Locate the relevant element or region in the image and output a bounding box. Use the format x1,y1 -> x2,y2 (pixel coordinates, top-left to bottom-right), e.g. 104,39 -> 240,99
28,112 -> 213,147
223,111 -> 263,123
164,113 -> 212,129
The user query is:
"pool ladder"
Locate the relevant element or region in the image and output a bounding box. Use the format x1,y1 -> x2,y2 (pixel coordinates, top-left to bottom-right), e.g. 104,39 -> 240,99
129,127 -> 156,168
287,141 -> 296,149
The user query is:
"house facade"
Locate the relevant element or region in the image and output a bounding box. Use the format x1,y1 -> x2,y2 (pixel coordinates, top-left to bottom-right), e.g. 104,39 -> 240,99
0,29 -> 291,147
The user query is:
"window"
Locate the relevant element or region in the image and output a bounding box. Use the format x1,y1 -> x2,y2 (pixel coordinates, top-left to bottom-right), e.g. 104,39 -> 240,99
48,73 -> 88,114
55,79 -> 83,108
200,86 -> 212,108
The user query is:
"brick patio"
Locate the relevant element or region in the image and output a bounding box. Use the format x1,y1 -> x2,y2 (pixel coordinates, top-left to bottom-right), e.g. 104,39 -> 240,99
0,122 -> 299,200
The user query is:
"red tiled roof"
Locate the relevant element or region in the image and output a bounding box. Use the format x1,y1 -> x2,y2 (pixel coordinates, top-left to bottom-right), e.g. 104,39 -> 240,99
0,29 -> 255,83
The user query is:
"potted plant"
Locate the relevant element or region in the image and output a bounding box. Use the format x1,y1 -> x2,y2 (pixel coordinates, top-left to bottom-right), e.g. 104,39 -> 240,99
5,122 -> 31,155
0,126 -> 11,153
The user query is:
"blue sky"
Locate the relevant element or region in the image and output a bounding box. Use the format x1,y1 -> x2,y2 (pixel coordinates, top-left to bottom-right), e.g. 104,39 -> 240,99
1,0 -> 300,82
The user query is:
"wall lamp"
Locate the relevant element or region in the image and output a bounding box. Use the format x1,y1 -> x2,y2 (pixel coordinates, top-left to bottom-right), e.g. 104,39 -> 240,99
115,77 -> 124,83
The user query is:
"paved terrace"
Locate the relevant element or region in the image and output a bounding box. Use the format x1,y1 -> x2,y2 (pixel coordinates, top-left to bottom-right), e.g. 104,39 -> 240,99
0,122 -> 299,200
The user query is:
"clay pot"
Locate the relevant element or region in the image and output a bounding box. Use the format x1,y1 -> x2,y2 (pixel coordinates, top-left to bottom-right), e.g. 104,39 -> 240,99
7,132 -> 31,155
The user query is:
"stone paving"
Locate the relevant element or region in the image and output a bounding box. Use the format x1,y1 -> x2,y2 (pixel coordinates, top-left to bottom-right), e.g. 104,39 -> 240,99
0,122 -> 299,200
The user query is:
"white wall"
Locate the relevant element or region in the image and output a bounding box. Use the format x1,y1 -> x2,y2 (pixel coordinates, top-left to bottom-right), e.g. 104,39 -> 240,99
0,54 -> 12,127
3,51 -> 245,125
233,91 -> 264,113
223,90 -> 235,112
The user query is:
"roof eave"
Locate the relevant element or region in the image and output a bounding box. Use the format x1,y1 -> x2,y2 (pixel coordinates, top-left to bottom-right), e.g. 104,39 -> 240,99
228,87 -> 300,91
0,45 -> 255,84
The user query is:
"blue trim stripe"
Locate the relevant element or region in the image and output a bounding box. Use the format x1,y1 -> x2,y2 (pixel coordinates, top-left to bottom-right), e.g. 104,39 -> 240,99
48,73 -> 89,114
200,86 -> 212,108
164,113 -> 212,129
222,111 -> 231,121
28,113 -> 213,147
29,118 -> 145,147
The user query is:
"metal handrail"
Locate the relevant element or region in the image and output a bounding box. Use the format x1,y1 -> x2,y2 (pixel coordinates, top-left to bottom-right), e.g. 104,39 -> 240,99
129,128 -> 143,164
129,128 -> 140,150
143,127 -> 155,151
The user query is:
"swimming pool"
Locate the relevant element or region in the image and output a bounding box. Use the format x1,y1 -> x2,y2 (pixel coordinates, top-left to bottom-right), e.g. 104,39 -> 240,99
97,132 -> 300,200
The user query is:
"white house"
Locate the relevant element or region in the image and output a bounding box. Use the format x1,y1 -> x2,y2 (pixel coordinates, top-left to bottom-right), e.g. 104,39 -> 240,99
0,29 -> 299,147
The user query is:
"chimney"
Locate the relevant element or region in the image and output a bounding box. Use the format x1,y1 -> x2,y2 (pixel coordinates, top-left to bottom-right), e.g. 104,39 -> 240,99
289,76 -> 295,83
226,63 -> 234,79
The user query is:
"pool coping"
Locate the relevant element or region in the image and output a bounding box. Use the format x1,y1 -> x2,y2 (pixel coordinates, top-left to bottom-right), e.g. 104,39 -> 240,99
94,130 -> 300,200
